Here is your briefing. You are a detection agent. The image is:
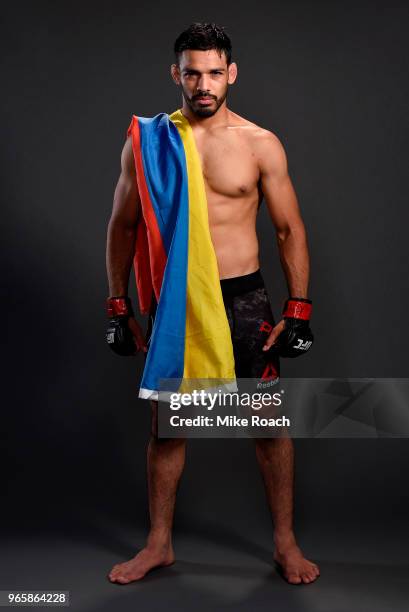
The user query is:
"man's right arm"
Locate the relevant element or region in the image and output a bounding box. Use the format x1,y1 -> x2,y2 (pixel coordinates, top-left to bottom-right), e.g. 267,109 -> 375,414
106,135 -> 140,296
106,135 -> 147,353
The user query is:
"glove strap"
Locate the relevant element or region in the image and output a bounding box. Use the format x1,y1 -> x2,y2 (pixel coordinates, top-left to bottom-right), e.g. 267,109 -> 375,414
282,297 -> 312,320
107,296 -> 134,317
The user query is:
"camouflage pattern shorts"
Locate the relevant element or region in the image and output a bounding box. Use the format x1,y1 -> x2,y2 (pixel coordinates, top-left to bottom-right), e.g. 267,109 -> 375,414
220,269 -> 280,387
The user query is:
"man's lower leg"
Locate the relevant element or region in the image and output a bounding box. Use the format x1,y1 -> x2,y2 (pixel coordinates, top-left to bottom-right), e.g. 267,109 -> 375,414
254,436 -> 320,584
108,400 -> 186,583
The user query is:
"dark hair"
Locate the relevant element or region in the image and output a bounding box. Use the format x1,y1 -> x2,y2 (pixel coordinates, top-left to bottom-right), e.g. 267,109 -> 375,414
174,22 -> 232,66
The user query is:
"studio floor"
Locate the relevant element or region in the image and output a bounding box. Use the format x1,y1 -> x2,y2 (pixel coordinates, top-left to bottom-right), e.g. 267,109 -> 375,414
2,515 -> 408,612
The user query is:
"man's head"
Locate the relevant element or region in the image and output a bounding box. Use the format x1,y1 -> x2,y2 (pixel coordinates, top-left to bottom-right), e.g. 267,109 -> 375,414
171,22 -> 237,118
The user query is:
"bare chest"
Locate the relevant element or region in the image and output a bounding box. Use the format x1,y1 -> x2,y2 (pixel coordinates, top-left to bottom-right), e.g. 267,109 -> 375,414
192,130 -> 260,198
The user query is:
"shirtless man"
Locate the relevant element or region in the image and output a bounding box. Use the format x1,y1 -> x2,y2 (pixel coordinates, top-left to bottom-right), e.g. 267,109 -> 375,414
106,22 -> 319,586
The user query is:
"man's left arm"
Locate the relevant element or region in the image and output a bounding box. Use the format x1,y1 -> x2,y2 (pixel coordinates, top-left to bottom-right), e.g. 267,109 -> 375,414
257,131 -> 312,352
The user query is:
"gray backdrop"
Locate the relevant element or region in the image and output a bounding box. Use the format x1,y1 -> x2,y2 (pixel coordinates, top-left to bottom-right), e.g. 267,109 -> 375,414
2,2 -> 408,611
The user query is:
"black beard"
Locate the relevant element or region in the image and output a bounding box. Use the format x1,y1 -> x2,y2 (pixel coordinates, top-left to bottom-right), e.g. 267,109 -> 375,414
181,86 -> 228,118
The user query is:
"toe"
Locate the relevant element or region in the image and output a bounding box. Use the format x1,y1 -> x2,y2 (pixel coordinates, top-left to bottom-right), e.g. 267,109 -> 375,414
288,574 -> 302,584
116,575 -> 130,583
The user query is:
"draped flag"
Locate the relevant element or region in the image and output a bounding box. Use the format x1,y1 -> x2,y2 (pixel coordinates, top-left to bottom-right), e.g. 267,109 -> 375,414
126,109 -> 237,400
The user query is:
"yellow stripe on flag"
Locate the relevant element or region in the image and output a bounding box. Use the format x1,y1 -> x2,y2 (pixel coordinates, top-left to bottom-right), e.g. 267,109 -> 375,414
169,109 -> 236,388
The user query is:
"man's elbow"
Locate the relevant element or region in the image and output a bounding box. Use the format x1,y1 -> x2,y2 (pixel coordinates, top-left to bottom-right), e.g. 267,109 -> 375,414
107,214 -> 138,239
276,221 -> 306,246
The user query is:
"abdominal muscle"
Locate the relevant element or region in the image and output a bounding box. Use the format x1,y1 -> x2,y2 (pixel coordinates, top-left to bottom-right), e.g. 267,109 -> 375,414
207,192 -> 261,280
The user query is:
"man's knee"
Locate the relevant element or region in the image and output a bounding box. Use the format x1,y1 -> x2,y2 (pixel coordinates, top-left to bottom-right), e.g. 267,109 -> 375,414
254,435 -> 294,453
150,399 -> 187,445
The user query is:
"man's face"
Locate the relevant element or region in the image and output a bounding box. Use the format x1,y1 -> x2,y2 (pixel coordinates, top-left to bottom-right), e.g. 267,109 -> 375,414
171,49 -> 237,118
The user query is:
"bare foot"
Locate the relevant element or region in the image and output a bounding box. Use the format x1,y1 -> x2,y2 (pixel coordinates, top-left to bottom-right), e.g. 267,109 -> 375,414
108,545 -> 175,584
274,535 -> 320,585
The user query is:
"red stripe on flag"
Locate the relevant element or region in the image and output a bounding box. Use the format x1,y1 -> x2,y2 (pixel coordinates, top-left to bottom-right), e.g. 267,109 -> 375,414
127,116 -> 167,313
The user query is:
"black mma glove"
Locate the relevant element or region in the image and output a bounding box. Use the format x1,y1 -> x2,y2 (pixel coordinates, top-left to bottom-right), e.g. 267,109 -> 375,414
106,296 -> 136,356
275,297 -> 314,358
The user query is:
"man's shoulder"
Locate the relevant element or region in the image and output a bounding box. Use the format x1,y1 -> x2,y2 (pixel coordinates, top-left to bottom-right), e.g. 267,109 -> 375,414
228,111 -> 283,150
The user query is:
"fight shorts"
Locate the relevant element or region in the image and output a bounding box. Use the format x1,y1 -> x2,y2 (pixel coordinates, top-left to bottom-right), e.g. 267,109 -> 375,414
144,269 -> 280,387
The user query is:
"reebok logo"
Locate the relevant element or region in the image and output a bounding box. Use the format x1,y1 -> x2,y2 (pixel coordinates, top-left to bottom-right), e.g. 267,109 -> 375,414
261,362 -> 278,381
